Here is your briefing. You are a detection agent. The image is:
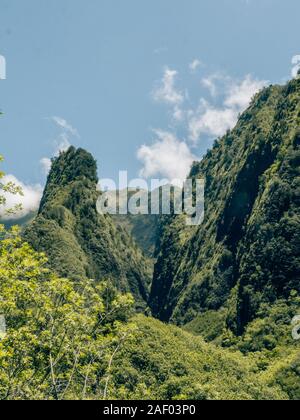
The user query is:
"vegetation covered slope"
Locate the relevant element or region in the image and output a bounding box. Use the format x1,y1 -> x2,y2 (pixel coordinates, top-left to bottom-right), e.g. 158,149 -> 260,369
0,228 -> 289,401
110,315 -> 288,400
23,147 -> 152,309
108,188 -> 159,259
1,83 -> 299,399
149,77 -> 300,333
113,212 -> 159,259
0,226 -> 136,400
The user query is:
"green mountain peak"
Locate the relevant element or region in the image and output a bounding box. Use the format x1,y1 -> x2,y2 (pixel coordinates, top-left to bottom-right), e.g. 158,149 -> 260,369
24,147 -> 152,309
149,77 -> 300,334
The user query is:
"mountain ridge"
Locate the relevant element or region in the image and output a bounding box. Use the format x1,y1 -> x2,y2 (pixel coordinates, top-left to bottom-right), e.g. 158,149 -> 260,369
149,78 -> 300,334
16,77 -> 300,399
23,147 -> 152,309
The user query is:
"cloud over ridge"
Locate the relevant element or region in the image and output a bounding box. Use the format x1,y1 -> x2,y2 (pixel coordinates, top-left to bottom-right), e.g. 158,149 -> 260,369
139,64 -> 268,182
0,174 -> 43,221
137,130 -> 197,184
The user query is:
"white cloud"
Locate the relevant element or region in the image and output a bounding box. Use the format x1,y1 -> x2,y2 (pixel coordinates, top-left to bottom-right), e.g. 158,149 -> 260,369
40,136 -> 70,176
54,133 -> 71,154
40,116 -> 78,175
51,116 -> 79,138
224,75 -> 267,109
291,55 -> 300,78
1,116 -> 78,221
188,75 -> 268,142
202,77 -> 217,97
137,130 -> 197,183
189,59 -> 202,73
152,68 -> 184,106
201,73 -> 231,98
0,54 -> 6,80
189,101 -> 238,141
40,158 -> 52,176
142,65 -> 268,181
0,175 -> 43,221
173,105 -> 184,121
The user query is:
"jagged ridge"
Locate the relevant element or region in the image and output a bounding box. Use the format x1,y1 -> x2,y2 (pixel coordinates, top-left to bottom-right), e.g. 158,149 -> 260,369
24,147 -> 152,309
149,78 -> 300,332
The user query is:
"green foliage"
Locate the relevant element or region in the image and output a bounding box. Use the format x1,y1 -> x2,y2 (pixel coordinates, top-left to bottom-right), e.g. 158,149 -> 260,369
24,147 -> 152,309
149,77 -> 300,333
0,155 -> 23,216
181,285 -> 300,399
273,355 -> 300,400
0,226 -> 135,400
113,212 -> 159,258
145,78 -> 300,400
110,315 -> 286,400
2,77 -> 300,400
237,294 -> 300,353
183,308 -> 227,341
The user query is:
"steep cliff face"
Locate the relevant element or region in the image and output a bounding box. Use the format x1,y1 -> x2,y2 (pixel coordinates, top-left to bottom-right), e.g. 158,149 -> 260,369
24,147 -> 151,309
149,78 -> 300,331
111,188 -> 160,258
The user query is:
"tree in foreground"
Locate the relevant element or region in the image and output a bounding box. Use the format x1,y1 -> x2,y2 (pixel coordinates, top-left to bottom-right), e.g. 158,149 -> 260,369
0,154 -> 23,216
0,152 -> 136,400
0,226 -> 135,400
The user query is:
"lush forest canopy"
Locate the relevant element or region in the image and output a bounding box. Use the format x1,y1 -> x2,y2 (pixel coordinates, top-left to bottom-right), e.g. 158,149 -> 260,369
0,76 -> 299,400
150,78 -> 300,334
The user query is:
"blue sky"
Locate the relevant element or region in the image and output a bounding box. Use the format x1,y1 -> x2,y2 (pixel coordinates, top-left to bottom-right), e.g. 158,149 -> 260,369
0,0 -> 300,217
